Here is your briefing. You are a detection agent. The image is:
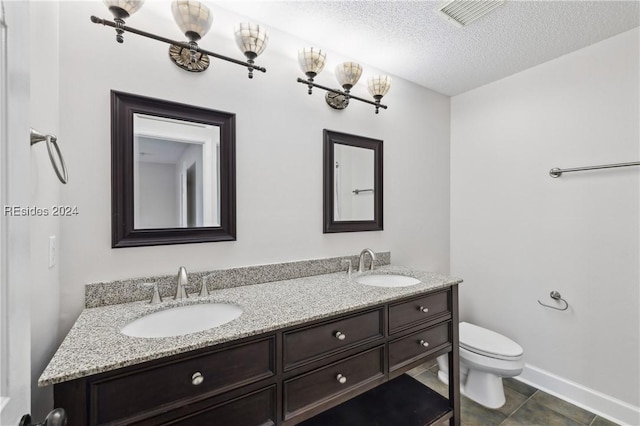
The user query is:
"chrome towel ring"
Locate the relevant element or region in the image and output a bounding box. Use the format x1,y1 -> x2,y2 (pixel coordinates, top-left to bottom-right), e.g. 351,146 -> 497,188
30,128 -> 68,184
538,291 -> 569,311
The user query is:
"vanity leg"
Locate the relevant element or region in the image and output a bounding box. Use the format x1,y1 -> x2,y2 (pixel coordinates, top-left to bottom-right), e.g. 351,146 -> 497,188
54,378 -> 87,426
276,331 -> 284,425
448,285 -> 461,426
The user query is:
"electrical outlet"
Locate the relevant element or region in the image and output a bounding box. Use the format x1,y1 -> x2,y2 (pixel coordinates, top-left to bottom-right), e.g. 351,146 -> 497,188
48,235 -> 56,268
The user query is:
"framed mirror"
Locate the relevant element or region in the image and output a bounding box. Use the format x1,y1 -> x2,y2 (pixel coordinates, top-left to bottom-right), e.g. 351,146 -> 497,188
111,91 -> 236,247
323,129 -> 383,233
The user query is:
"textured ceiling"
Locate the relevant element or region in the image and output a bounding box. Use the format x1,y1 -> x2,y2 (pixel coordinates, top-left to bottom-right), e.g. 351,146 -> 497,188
214,1 -> 640,96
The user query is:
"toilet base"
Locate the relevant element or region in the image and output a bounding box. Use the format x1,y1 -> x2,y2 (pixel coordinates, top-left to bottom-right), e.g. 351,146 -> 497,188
437,354 -> 509,409
437,369 -> 448,385
463,369 -> 506,409
437,367 -> 506,409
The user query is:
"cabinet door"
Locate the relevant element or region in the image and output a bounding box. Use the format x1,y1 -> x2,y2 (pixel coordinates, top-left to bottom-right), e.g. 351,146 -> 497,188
283,346 -> 385,422
388,321 -> 451,372
283,308 -> 384,370
90,336 -> 275,425
163,386 -> 276,426
388,289 -> 450,334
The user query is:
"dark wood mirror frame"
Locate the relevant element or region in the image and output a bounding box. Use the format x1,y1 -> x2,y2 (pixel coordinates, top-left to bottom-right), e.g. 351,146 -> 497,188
323,129 -> 383,233
111,91 -> 236,248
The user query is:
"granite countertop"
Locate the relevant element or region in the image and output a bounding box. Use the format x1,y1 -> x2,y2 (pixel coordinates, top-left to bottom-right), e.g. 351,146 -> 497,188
39,265 -> 462,387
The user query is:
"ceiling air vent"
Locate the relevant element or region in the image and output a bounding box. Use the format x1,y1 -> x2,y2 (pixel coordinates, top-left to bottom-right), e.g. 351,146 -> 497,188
437,0 -> 505,27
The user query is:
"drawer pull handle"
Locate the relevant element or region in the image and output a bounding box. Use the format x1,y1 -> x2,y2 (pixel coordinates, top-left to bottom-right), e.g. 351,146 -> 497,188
191,372 -> 204,386
334,331 -> 346,340
419,340 -> 430,348
336,374 -> 347,384
418,306 -> 429,313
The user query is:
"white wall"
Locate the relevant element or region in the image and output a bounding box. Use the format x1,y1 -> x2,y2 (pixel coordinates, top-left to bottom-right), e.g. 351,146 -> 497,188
451,28 -> 639,424
138,162 -> 178,228
177,143 -> 204,227
1,1 -> 32,424
29,1 -> 60,420
334,144 -> 375,221
349,146 -> 375,220
55,1 -> 450,341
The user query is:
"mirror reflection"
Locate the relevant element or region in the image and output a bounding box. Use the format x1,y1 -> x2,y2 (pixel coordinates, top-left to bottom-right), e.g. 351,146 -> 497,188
333,143 -> 375,221
323,129 -> 383,233
111,90 -> 236,248
133,114 -> 220,229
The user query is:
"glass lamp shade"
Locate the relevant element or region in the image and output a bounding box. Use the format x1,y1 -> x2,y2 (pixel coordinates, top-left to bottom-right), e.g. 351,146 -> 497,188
171,0 -> 213,42
367,75 -> 392,98
103,0 -> 145,19
335,62 -> 362,90
298,47 -> 326,78
234,23 -> 268,60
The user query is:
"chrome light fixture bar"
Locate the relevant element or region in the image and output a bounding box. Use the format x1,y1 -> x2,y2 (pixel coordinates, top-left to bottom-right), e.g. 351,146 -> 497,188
296,47 -> 391,114
91,0 -> 268,78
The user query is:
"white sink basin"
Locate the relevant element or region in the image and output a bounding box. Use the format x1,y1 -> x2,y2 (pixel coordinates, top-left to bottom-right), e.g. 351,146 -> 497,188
121,303 -> 243,338
355,274 -> 421,288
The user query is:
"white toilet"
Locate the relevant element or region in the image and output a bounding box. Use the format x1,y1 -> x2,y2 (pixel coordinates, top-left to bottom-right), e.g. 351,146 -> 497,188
437,322 -> 524,409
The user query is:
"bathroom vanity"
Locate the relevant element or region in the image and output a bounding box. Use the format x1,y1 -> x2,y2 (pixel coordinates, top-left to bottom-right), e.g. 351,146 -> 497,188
40,262 -> 462,426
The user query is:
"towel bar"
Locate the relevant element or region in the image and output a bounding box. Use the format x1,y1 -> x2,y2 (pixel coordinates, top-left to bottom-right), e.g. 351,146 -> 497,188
550,161 -> 639,178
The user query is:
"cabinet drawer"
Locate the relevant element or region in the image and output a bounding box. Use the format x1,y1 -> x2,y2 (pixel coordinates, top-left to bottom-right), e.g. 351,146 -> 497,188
166,386 -> 276,426
283,308 -> 383,370
388,289 -> 450,334
91,336 -> 275,425
389,321 -> 451,371
284,346 -> 385,420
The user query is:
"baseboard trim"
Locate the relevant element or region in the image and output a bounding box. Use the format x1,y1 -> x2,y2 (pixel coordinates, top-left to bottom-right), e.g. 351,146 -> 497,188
517,364 -> 639,426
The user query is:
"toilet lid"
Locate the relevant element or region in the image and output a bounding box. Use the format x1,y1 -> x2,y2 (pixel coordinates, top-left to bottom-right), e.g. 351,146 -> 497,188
459,322 -> 523,359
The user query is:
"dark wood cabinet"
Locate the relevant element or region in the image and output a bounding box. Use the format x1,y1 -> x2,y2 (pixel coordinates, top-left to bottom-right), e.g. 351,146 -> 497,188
90,336 -> 276,425
54,285 -> 460,426
283,308 -> 384,371
283,346 -> 385,422
389,321 -> 451,372
163,386 -> 277,426
388,288 -> 451,334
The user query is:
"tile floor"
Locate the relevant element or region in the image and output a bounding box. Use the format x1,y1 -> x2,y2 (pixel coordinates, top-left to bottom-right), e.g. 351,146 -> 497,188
407,360 -> 619,426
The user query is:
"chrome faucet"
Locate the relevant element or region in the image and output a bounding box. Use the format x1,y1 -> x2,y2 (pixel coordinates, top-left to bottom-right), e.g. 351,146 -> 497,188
142,282 -> 162,304
342,259 -> 353,278
358,248 -> 376,273
199,274 -> 210,297
175,266 -> 189,300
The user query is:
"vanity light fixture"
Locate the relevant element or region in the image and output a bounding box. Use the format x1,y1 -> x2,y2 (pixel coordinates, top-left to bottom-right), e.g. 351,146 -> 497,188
92,0 -> 268,77
296,47 -> 391,114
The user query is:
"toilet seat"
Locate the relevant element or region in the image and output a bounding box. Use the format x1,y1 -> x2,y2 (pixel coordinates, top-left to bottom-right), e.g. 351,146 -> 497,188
459,322 -> 523,360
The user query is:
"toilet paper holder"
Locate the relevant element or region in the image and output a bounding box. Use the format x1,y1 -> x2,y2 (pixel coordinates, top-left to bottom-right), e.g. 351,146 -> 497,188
538,291 -> 569,311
